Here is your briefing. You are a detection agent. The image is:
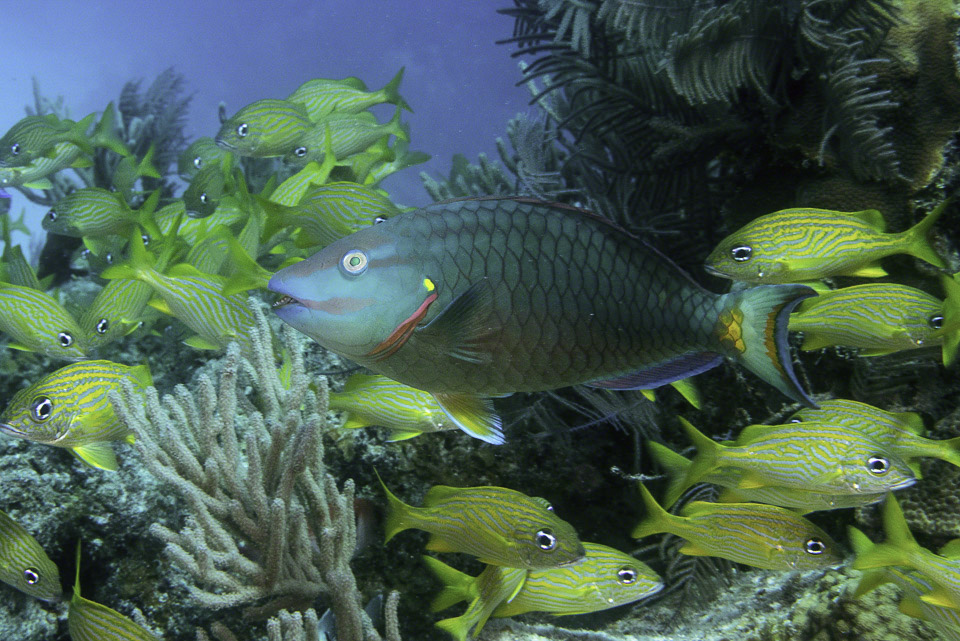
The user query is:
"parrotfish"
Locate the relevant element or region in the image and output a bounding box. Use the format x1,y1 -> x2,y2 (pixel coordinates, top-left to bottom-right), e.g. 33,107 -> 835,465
633,484 -> 842,571
269,197 -> 817,436
215,99 -> 314,157
287,68 -> 411,121
0,282 -> 88,360
705,201 -> 947,283
852,495 -> 960,611
788,284 -> 945,355
0,509 -> 61,601
69,542 -> 158,641
379,474 -> 585,569
0,360 -> 152,471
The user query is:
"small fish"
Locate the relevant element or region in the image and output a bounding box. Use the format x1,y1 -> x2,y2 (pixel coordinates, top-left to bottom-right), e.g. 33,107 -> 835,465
0,360 -> 151,471
80,280 -> 156,351
178,136 -> 231,179
0,283 -> 88,360
379,474 -> 585,569
215,99 -> 314,157
0,244 -> 43,291
111,144 -> 161,200
677,417 -> 916,496
0,509 -> 61,601
269,197 -> 818,438
788,284 -> 945,355
791,399 -> 960,475
102,233 -> 256,352
69,542 -> 158,641
329,373 -> 496,442
852,494 -> 960,611
705,201 -> 948,283
0,112 -> 96,168
427,559 -> 527,641
633,484 -> 842,570
182,162 -> 231,218
283,108 -> 409,167
287,67 -> 411,121
43,188 -> 160,244
0,141 -> 87,190
363,130 -> 430,185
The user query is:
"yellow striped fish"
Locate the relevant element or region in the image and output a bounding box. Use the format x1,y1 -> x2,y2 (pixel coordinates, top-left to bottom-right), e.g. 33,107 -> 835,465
633,484 -> 842,570
283,108 -> 408,167
286,68 -> 411,121
80,279 -> 155,351
0,282 -> 88,360
101,233 -> 256,352
791,399 -> 960,474
788,284 -> 945,355
177,136 -> 232,180
705,201 -> 947,283
940,271 -> 960,367
426,558 -> 526,641
215,99 -> 314,157
0,140 -> 87,190
678,417 -> 916,495
69,542 -> 158,641
379,474 -> 585,570
329,373 -> 490,442
42,188 -> 160,242
0,244 -> 43,291
0,509 -> 61,601
0,360 -> 151,471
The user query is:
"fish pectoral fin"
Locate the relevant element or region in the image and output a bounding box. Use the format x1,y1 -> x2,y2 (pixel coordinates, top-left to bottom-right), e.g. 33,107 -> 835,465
734,472 -> 768,490
433,393 -> 505,445
798,333 -> 837,352
385,429 -> 422,442
846,263 -> 888,278
678,542 -> 710,557
425,534 -> 458,553
417,280 -> 498,365
22,178 -> 54,190
72,443 -> 119,472
6,342 -> 34,353
919,587 -> 960,609
340,415 -> 370,430
147,297 -> 173,316
857,347 -> 897,357
813,469 -> 843,486
184,336 -> 221,350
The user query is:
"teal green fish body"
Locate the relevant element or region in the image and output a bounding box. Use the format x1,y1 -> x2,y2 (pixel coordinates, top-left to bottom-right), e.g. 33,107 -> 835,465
0,283 -> 87,360
633,484 -> 841,570
380,476 -> 585,569
42,188 -> 158,240
283,108 -> 409,166
788,284 -> 945,355
0,113 -> 95,168
0,360 -> 151,471
0,509 -> 61,601
270,197 -> 817,437
679,417 -> 916,495
178,136 -> 231,179
287,68 -> 410,120
215,99 -> 313,157
705,204 -> 947,283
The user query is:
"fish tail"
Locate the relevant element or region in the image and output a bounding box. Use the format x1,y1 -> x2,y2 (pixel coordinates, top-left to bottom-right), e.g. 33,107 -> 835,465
847,526 -> 890,597
902,199 -> 948,269
91,102 -> 130,157
100,230 -> 155,282
422,555 -> 472,612
219,229 -> 272,296
717,284 -> 817,407
434,614 -> 474,641
852,495 -> 918,570
73,540 -> 83,599
383,67 -> 412,113
940,437 -> 960,469
646,441 -> 693,508
135,144 -> 162,180
677,416 -> 720,492
68,113 -> 97,154
386,105 -> 409,142
940,273 -> 960,367
632,483 -> 680,539
376,470 -> 413,543
132,362 -> 154,389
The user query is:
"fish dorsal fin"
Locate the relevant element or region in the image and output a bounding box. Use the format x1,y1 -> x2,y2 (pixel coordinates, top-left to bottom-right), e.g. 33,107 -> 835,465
678,501 -> 719,518
422,485 -> 462,507
939,539 -> 960,558
433,393 -> 505,445
849,209 -> 887,232
733,424 -> 771,444
417,280 -> 497,365
892,411 -> 925,435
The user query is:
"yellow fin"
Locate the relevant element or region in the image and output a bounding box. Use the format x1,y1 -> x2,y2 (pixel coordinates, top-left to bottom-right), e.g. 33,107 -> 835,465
184,335 -> 221,350
425,534 -> 458,554
849,209 -> 887,232
678,542 -> 711,557
72,443 -> 119,471
846,263 -> 888,278
147,297 -> 173,316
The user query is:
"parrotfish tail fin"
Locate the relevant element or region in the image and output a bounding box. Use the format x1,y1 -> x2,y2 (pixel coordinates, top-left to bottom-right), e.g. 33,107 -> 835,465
384,67 -> 413,113
646,441 -> 693,509
92,102 -> 130,157
851,495 -> 917,570
386,105 -> 409,142
433,393 -> 505,445
422,555 -> 472,612
847,526 -> 890,597
902,199 -> 949,270
68,113 -> 97,155
376,470 -> 413,544
676,416 -> 720,494
717,284 -> 818,407
632,483 -> 680,539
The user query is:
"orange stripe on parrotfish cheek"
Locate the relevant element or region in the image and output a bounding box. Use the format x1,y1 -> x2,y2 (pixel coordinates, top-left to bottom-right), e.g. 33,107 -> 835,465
367,289 -> 438,360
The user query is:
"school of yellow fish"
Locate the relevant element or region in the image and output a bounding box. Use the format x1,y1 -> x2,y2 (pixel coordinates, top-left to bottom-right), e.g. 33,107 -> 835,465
0,69 -> 959,640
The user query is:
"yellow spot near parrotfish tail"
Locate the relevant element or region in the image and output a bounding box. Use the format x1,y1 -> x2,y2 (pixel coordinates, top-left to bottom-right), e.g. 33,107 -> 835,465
715,309 -> 746,354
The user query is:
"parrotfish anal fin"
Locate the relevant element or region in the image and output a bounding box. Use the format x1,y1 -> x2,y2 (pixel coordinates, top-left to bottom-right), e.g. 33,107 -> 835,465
72,443 -> 119,472
585,352 -> 723,390
417,281 -> 498,365
433,393 -> 505,445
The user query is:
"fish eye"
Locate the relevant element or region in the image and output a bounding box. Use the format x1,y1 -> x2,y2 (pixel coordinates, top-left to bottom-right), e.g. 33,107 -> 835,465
58,331 -> 74,347
867,456 -> 889,475
293,146 -> 308,158
535,528 -> 557,551
23,568 -> 40,585
31,397 -> 52,422
105,253 -> 114,264
929,315 -> 945,330
199,192 -> 208,204
237,123 -> 249,137
193,156 -> 203,169
617,566 -> 638,584
789,417 -> 802,423
46,210 -> 57,222
374,216 -> 388,224
80,249 -> 91,259
10,143 -> 20,155
730,245 -> 752,262
340,249 -> 368,276
141,234 -> 151,246
96,318 -> 109,334
804,538 -> 826,555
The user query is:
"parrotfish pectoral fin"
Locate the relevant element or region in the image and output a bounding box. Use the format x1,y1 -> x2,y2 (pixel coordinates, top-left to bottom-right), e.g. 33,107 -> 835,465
432,393 -> 505,445
71,442 -> 119,472
585,353 -> 722,390
717,284 -> 818,408
417,281 -> 497,365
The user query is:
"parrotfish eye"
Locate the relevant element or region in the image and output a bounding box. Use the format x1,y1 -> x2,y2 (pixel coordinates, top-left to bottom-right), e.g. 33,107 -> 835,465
293,146 -> 308,158
199,192 -> 208,204
867,456 -> 889,476
96,318 -> 109,334
58,331 -> 74,347
31,397 -> 53,422
340,249 -> 368,276
374,216 -> 388,224
193,156 -> 203,169
730,245 -> 752,262
46,210 -> 57,222
23,567 -> 40,585
804,538 -> 826,555
617,566 -> 638,585
535,528 -> 557,551
929,315 -> 945,330
10,143 -> 20,156
237,123 -> 249,137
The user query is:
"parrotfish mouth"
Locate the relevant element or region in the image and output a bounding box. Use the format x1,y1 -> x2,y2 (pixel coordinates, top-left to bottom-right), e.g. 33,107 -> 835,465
272,295 -> 299,309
